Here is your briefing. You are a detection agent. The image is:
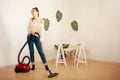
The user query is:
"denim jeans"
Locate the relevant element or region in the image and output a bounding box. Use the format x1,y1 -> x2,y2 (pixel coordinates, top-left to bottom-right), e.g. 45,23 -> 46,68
27,35 -> 47,64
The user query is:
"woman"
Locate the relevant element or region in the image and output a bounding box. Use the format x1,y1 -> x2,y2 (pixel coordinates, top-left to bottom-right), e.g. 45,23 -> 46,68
27,7 -> 50,71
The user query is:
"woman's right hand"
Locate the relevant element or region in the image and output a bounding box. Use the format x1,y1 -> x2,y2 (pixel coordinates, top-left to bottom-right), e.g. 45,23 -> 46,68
31,32 -> 35,35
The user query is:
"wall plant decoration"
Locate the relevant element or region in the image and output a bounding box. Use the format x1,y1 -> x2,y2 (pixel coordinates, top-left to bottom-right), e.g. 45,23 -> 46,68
71,20 -> 78,31
56,10 -> 63,22
43,18 -> 50,31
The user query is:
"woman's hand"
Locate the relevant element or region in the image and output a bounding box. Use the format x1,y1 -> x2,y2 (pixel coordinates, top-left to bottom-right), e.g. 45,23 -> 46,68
31,32 -> 35,35
40,37 -> 44,43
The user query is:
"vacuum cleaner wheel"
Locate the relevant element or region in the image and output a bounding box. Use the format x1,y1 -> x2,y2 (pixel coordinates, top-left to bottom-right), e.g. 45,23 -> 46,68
14,68 -> 30,73
15,68 -> 20,73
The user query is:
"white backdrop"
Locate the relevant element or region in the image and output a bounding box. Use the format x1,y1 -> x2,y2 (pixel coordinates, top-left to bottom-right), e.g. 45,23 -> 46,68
0,0 -> 120,67
69,0 -> 120,63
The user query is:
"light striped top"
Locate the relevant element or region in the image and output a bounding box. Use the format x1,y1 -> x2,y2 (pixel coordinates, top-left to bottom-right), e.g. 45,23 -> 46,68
27,18 -> 44,38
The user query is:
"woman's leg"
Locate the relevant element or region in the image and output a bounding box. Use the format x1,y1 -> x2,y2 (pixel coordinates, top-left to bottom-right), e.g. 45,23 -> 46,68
34,37 -> 47,64
34,37 -> 59,77
34,37 -> 50,71
28,38 -> 35,70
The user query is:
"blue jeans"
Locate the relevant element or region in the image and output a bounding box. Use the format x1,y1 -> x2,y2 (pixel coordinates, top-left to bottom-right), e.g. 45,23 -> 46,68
27,35 -> 47,64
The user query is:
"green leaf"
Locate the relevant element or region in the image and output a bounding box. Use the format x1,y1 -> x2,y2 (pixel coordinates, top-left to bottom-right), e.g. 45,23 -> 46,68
43,18 -> 50,31
54,44 -> 58,50
62,44 -> 69,49
56,10 -> 63,22
54,44 -> 69,50
71,20 -> 78,31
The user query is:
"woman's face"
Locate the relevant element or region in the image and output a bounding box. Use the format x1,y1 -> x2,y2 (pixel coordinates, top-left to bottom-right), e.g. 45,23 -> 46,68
31,9 -> 38,17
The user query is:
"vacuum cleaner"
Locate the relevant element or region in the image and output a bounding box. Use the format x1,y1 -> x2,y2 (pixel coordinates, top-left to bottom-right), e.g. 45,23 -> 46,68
14,34 -> 31,73
14,32 -> 59,78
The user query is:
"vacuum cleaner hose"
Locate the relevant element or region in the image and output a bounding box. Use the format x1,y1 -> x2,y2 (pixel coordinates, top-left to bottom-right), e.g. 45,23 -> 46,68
18,34 -> 31,64
18,32 -> 40,64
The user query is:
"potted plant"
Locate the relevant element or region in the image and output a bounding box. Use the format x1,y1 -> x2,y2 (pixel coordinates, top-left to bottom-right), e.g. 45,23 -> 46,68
54,44 -> 69,59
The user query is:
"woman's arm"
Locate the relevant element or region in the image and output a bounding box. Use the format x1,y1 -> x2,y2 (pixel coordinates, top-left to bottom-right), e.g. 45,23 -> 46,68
27,19 -> 32,34
40,18 -> 44,42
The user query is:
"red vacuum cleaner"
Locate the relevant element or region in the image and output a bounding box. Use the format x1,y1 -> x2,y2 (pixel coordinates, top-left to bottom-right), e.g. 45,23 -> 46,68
14,33 -> 59,78
14,34 -> 31,73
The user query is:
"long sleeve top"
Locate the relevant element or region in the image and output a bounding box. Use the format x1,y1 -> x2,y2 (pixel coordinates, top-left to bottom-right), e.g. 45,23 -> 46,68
27,18 -> 44,39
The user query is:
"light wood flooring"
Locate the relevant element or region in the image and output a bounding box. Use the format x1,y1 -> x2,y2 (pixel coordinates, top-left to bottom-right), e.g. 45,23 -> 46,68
0,57 -> 120,80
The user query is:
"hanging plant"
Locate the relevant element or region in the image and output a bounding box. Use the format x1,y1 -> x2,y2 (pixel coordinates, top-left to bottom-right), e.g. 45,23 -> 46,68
71,20 -> 78,31
43,18 -> 50,31
56,10 -> 63,22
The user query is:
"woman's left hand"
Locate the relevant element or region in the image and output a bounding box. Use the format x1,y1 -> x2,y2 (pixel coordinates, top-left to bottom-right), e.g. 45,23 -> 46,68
40,37 -> 44,43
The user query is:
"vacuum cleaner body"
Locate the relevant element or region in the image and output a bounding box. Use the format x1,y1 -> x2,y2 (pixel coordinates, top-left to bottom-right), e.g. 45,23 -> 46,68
15,56 -> 31,73
15,63 -> 30,73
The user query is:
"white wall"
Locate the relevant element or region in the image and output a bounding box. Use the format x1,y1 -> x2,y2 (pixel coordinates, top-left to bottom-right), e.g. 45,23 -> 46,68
0,0 -> 69,67
0,0 -> 120,67
69,0 -> 120,63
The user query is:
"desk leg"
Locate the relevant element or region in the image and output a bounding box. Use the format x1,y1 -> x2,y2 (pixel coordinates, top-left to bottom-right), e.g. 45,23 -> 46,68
55,44 -> 67,67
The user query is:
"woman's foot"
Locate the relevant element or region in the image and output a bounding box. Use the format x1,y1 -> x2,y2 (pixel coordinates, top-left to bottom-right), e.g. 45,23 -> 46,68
45,65 -> 49,71
31,64 -> 35,70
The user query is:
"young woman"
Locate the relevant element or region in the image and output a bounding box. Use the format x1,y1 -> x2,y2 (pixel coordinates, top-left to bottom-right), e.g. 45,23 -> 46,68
27,7 -> 50,71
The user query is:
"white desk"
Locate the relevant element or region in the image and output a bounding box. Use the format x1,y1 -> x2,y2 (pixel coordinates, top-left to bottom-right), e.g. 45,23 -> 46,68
55,42 -> 87,67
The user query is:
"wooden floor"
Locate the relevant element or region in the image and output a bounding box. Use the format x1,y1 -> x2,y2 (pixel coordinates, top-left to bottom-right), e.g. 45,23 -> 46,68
0,58 -> 120,80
